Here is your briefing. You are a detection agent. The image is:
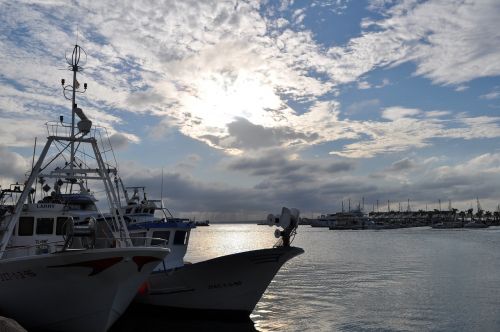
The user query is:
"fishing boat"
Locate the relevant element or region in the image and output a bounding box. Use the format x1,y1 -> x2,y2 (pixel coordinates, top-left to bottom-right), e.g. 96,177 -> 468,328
116,187 -> 303,315
0,44 -> 169,331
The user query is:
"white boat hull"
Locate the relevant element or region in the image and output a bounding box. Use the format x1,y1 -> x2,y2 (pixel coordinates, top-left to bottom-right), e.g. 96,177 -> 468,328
134,246 -> 304,314
0,247 -> 168,332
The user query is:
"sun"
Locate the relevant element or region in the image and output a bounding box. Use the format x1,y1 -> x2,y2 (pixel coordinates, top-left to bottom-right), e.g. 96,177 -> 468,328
183,69 -> 282,130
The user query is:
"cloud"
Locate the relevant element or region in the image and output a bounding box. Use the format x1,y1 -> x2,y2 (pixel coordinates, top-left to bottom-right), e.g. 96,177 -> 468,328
480,87 -> 500,100
106,132 -> 135,150
0,146 -> 29,184
330,111 -> 500,158
381,106 -> 421,120
357,78 -> 389,90
225,150 -> 355,177
425,110 -> 451,118
1,0 -> 499,159
415,153 -> 500,202
357,81 -> 371,89
387,157 -> 416,172
126,90 -> 166,108
95,150 -> 500,218
351,0 -> 500,86
173,154 -> 202,172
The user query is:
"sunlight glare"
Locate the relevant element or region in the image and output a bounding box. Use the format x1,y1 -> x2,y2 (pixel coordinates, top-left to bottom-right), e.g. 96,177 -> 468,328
184,70 -> 282,130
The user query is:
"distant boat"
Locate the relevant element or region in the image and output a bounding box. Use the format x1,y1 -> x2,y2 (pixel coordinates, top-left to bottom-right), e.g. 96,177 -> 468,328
464,221 -> 488,229
195,220 -> 210,226
329,209 -> 368,230
431,222 -> 462,229
311,214 -> 336,227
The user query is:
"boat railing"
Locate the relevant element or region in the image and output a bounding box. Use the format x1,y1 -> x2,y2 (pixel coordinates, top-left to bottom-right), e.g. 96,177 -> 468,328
95,236 -> 168,249
127,236 -> 169,248
44,121 -> 118,166
1,236 -> 168,259
1,240 -> 67,258
45,121 -> 109,140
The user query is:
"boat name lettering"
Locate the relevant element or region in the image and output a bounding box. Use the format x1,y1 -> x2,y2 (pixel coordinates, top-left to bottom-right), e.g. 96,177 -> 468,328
0,270 -> 37,282
207,280 -> 242,289
36,204 -> 55,209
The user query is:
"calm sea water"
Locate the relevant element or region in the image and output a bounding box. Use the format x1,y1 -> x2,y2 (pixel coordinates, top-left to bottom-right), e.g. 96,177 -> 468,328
113,224 -> 500,331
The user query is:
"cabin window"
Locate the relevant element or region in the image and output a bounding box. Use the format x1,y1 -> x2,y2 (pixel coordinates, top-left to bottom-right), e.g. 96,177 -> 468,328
56,217 -> 69,235
173,230 -> 187,245
36,218 -> 54,234
67,201 -> 97,211
18,217 -> 34,236
151,231 -> 170,246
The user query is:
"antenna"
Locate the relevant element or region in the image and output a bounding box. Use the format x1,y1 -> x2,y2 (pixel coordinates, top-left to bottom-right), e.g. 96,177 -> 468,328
76,24 -> 80,46
61,44 -> 88,188
160,168 -> 164,208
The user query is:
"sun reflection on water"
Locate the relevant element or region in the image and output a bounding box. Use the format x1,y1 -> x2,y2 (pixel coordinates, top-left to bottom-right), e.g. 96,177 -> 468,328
185,223 -> 278,262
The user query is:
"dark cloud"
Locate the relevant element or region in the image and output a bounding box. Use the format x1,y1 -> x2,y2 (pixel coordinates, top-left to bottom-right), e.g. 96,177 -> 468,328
126,91 -> 165,108
226,151 -> 355,177
220,118 -> 318,150
387,157 -> 416,172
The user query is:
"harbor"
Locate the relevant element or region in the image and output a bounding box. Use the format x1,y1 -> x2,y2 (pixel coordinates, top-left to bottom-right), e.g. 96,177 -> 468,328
112,224 -> 500,332
303,199 -> 498,230
1,1 -> 500,331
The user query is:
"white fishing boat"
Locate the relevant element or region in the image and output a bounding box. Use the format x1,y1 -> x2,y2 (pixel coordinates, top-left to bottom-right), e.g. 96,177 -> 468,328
310,214 -> 336,227
0,44 -> 169,331
116,185 -> 194,270
117,188 -> 304,315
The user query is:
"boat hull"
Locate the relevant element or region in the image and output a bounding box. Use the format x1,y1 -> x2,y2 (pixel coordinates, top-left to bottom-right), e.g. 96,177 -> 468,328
134,246 -> 304,314
0,247 -> 168,332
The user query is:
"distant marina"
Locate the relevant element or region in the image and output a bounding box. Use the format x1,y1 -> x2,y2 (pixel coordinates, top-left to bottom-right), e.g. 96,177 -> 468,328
299,198 -> 499,230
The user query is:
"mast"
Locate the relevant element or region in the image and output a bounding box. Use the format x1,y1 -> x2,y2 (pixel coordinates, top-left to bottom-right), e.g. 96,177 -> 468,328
63,45 -> 87,192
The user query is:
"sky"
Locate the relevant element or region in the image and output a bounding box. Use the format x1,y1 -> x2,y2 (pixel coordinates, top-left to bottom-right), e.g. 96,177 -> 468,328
0,0 -> 500,221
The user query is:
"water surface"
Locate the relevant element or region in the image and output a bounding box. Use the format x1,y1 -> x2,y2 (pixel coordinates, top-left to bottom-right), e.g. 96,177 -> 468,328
115,224 -> 500,331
